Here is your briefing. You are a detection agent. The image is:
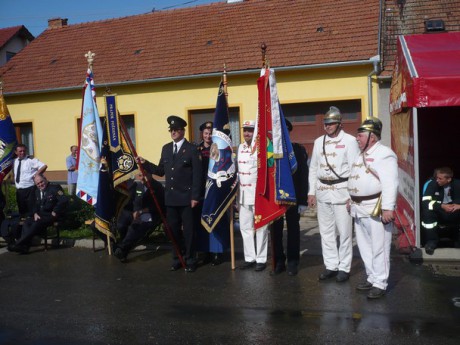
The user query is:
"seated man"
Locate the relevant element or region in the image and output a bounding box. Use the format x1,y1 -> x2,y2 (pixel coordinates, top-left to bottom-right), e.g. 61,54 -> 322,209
9,174 -> 68,254
114,172 -> 165,262
422,167 -> 460,255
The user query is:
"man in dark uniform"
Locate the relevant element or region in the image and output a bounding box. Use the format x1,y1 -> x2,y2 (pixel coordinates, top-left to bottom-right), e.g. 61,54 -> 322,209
114,172 -> 165,262
141,115 -> 202,272
422,167 -> 460,255
272,119 -> 309,276
9,174 -> 68,254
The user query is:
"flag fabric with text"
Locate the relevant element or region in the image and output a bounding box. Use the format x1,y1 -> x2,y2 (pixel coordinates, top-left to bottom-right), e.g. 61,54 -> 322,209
76,69 -> 104,205
201,82 -> 238,232
95,95 -> 138,239
0,93 -> 18,183
254,68 -> 297,230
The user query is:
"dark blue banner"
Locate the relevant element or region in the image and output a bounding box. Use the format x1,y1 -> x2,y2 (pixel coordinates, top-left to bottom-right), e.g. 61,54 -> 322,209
201,82 -> 238,233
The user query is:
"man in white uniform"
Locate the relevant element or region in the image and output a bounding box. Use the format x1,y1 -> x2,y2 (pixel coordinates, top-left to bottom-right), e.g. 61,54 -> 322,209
237,120 -> 268,272
308,107 -> 359,282
348,117 -> 398,299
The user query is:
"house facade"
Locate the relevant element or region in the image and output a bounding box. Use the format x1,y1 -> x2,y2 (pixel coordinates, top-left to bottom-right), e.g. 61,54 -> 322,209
0,0 -> 381,181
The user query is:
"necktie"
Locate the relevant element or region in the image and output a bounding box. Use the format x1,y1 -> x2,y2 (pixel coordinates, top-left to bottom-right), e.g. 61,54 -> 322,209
173,144 -> 178,158
16,159 -> 22,183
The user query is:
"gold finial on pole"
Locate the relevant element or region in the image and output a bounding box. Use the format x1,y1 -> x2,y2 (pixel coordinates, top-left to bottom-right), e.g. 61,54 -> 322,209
85,51 -> 96,70
223,63 -> 228,103
105,86 -> 112,95
261,43 -> 267,68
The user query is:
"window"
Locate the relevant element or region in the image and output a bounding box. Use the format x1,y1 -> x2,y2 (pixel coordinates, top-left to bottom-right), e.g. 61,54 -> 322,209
189,107 -> 240,145
6,51 -> 16,62
14,123 -> 34,155
282,100 -> 361,124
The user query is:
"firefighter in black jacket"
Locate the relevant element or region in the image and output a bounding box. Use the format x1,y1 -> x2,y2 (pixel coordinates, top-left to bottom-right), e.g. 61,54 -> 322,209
114,172 -> 165,262
422,167 -> 460,255
9,174 -> 68,254
272,119 -> 309,276
140,115 -> 202,272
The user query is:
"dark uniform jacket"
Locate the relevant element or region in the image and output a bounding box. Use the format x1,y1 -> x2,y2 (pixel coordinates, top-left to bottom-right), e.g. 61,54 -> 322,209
423,178 -> 460,212
292,143 -> 309,206
130,178 -> 165,224
145,140 -> 202,207
32,183 -> 68,218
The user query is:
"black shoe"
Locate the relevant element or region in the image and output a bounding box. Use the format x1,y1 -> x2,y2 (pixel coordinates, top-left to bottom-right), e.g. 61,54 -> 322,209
170,262 -> 182,271
318,269 -> 338,280
367,287 -> 385,299
287,265 -> 298,276
424,241 -> 437,255
255,263 -> 266,272
114,248 -> 127,262
9,244 -> 29,254
201,253 -> 212,265
336,270 -> 350,282
239,261 -> 256,270
211,254 -> 223,266
270,263 -> 286,276
185,264 -> 197,273
356,281 -> 373,291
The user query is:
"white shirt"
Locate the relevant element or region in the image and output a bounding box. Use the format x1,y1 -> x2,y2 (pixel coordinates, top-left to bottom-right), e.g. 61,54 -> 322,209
237,142 -> 258,205
173,138 -> 185,154
14,156 -> 46,189
308,130 -> 360,204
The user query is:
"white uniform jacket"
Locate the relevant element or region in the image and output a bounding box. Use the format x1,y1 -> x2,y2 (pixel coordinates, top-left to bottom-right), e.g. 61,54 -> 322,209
308,130 -> 359,204
348,141 -> 399,217
237,142 -> 257,206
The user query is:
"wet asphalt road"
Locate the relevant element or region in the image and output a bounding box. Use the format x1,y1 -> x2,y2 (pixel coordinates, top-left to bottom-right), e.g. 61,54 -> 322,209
0,224 -> 459,345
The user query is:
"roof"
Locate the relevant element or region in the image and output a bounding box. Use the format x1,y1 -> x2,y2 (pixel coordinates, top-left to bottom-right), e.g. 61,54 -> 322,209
0,25 -> 34,49
0,0 -> 380,95
382,0 -> 460,77
390,32 -> 460,112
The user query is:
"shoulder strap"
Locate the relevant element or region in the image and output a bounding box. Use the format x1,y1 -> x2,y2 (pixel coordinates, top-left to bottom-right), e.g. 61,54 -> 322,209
322,135 -> 342,179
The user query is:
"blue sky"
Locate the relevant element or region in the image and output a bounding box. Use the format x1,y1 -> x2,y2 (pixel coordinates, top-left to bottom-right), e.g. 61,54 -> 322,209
1,0 -> 220,37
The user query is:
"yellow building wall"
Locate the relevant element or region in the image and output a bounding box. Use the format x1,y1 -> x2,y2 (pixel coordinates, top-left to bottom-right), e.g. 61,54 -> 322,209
5,64 -> 378,178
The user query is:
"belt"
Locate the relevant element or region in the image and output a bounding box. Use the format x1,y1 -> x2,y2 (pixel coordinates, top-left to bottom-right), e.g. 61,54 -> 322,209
319,177 -> 348,185
350,192 -> 381,203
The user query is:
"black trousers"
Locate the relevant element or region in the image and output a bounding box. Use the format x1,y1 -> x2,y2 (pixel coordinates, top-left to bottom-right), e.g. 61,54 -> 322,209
16,186 -> 36,217
423,208 -> 460,245
16,214 -> 55,247
273,205 -> 300,268
119,221 -> 153,253
167,205 -> 196,266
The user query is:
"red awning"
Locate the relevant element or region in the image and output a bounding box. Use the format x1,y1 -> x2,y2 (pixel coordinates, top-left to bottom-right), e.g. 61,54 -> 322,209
390,32 -> 460,114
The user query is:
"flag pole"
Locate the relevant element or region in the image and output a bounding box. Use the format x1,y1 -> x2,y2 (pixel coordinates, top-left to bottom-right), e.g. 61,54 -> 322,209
117,112 -> 186,268
223,64 -> 236,270
261,43 -> 277,273
84,51 -> 112,255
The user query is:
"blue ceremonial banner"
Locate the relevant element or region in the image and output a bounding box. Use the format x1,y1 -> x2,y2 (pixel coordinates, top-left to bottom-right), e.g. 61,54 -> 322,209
76,68 -> 104,205
95,96 -> 138,238
105,95 -> 120,151
201,82 -> 238,233
0,93 -> 18,183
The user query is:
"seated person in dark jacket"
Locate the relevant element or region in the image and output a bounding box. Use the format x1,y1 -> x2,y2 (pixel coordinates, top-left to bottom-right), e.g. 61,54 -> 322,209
422,167 -> 460,255
114,171 -> 165,262
9,174 -> 68,254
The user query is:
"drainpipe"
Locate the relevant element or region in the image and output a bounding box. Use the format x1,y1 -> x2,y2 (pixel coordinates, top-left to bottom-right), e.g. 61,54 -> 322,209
368,55 -> 381,117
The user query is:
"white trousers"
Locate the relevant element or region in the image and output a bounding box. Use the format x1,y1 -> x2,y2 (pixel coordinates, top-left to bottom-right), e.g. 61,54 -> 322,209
239,204 -> 268,263
354,216 -> 392,290
317,201 -> 353,272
